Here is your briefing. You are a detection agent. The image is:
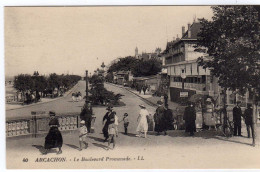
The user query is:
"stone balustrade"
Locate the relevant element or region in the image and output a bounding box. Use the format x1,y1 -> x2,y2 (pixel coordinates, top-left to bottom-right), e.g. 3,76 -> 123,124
6,112 -> 81,138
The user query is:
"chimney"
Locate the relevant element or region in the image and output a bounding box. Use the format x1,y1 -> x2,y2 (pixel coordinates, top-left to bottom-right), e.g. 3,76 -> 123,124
176,34 -> 180,41
182,26 -> 185,36
188,23 -> 191,38
188,23 -> 191,30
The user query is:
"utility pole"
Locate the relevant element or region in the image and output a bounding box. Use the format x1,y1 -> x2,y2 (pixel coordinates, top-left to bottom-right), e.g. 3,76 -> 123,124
85,70 -> 88,103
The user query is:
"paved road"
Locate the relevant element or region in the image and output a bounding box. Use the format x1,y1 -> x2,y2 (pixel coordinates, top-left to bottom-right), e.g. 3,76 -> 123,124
6,81 -> 87,119
6,81 -> 260,169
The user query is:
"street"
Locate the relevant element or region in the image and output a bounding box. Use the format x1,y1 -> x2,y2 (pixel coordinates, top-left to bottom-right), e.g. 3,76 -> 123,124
6,81 -> 260,169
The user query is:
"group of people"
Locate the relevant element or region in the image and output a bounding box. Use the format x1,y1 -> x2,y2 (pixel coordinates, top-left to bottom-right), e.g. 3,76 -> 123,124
24,92 -> 41,104
233,101 -> 254,138
132,83 -> 149,95
135,100 -> 175,138
71,91 -> 82,102
41,97 -> 255,155
102,105 -> 129,149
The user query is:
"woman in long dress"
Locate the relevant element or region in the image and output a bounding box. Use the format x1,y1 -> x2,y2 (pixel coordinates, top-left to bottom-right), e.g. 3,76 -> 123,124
44,111 -> 63,154
102,105 -> 115,142
136,104 -> 149,138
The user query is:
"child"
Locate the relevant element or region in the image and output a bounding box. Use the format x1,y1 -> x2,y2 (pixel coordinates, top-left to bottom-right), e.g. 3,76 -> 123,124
108,119 -> 116,150
78,120 -> 88,151
123,113 -> 129,135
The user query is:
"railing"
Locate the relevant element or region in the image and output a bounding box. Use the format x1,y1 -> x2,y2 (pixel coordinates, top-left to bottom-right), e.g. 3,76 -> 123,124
171,82 -> 206,91
6,112 -> 81,138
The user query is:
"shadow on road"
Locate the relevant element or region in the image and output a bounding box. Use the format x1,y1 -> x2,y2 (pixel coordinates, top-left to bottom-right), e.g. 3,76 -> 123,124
32,145 -> 45,154
32,145 -> 57,154
213,136 -> 252,146
119,132 -> 137,138
167,130 -> 252,146
92,143 -> 108,150
65,144 -> 80,150
88,136 -> 105,143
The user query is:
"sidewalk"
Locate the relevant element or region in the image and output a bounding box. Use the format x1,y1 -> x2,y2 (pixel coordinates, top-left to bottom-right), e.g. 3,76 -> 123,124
5,83 -> 80,111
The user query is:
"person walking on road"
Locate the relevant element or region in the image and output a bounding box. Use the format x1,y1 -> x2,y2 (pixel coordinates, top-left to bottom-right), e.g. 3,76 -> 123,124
136,104 -> 149,138
102,105 -> 116,142
164,93 -> 168,107
122,113 -> 129,135
154,101 -> 167,135
233,101 -> 242,136
107,118 -> 116,150
43,111 -> 63,155
78,120 -> 88,151
183,102 -> 196,136
80,102 -> 93,133
243,103 -> 254,138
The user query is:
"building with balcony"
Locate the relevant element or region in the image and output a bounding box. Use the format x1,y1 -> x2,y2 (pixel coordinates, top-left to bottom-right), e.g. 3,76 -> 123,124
164,22 -> 213,102
163,22 -> 255,111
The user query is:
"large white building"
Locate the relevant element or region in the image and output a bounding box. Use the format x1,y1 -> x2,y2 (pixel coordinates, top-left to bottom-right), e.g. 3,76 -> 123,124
163,22 -> 251,108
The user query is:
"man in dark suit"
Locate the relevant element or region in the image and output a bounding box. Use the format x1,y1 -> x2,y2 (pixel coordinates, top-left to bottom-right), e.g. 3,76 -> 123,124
80,102 -> 93,133
243,103 -> 254,138
183,102 -> 196,136
233,101 -> 242,136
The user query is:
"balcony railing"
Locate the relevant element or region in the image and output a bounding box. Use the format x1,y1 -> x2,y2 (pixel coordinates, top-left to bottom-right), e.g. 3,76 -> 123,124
170,82 -> 206,91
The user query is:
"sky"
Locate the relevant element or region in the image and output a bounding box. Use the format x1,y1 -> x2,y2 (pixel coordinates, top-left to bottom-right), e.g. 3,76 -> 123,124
5,6 -> 213,77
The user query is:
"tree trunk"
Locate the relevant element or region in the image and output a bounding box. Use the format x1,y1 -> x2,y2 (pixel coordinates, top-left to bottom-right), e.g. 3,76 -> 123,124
252,89 -> 257,147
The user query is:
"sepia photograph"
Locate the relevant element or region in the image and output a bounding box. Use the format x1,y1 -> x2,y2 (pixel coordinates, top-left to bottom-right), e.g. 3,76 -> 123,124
4,5 -> 260,169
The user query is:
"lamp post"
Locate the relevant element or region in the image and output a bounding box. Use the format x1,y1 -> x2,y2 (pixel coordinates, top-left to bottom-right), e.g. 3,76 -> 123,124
181,69 -> 186,91
180,69 -> 187,105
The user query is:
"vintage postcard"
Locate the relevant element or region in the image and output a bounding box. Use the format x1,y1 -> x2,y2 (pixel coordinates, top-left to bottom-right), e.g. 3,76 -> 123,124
4,6 -> 260,169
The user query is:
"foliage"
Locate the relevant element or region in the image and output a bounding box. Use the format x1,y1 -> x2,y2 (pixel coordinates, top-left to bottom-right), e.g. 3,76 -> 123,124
108,56 -> 162,77
108,56 -> 138,73
105,72 -> 114,83
14,74 -> 34,93
89,74 -> 123,105
196,6 -> 260,96
196,6 -> 260,145
132,58 -> 162,77
13,72 -> 81,94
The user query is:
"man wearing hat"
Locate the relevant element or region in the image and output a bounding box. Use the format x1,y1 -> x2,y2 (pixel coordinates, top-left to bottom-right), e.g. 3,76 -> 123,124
233,101 -> 242,136
44,111 -> 63,155
243,103 -> 253,138
183,102 -> 196,136
80,102 -> 93,133
102,105 -> 116,141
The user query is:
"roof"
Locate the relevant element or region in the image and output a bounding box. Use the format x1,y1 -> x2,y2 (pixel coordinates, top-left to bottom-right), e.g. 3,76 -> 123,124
116,71 -> 129,75
181,22 -> 202,40
133,75 -> 157,80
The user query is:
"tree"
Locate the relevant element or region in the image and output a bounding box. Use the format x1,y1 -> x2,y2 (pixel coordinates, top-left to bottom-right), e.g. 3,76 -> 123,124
13,74 -> 34,102
89,74 -> 123,105
108,56 -> 138,73
196,6 -> 260,146
132,58 -> 162,77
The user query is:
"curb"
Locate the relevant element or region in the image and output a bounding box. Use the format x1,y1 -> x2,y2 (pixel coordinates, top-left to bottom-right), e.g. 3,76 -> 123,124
6,82 -> 80,111
106,82 -> 158,108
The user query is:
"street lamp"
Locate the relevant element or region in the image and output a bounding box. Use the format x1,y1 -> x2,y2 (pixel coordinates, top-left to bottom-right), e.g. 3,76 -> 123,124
181,69 -> 186,90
